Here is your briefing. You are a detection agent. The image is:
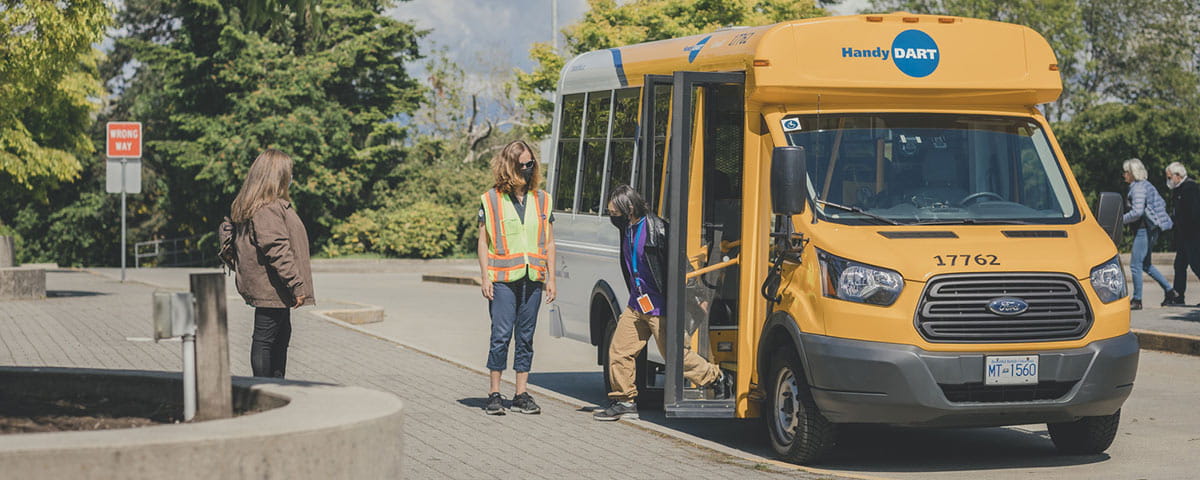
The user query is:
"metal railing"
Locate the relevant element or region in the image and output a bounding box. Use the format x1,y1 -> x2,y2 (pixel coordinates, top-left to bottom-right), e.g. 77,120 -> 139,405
135,234 -> 218,268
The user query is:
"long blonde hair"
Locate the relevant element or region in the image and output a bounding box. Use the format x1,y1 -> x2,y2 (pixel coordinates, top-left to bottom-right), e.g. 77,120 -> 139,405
231,149 -> 294,223
491,140 -> 541,194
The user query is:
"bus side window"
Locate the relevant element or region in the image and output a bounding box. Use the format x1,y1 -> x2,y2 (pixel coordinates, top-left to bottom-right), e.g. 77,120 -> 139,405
554,93 -> 585,213
578,90 -> 613,215
604,87 -> 640,213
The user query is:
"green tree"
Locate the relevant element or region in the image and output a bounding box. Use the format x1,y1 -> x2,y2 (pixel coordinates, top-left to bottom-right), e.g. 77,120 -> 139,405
516,0 -> 827,139
105,0 -> 425,247
0,1 -> 111,194
1076,0 -> 1200,109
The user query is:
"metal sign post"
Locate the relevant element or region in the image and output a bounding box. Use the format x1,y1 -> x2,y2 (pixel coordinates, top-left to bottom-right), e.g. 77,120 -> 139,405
106,122 -> 142,282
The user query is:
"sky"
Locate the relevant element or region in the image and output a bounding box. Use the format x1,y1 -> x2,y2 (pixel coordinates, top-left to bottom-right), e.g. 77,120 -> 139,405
388,0 -> 874,82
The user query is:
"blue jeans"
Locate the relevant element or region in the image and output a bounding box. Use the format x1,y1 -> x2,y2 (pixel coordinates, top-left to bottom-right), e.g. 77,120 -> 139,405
486,278 -> 542,372
1130,228 -> 1172,300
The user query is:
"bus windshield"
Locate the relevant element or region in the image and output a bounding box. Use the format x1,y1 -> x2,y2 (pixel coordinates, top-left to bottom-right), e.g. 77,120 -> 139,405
784,113 -> 1079,226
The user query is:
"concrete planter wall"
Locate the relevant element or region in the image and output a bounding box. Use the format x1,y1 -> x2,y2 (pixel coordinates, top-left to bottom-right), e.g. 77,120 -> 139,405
0,267 -> 44,301
0,367 -> 404,479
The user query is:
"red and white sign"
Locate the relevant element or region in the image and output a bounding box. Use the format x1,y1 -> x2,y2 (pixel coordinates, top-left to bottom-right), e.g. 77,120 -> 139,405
106,122 -> 142,158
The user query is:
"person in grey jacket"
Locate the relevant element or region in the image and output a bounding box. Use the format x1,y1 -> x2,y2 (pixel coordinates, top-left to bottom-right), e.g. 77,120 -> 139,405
1121,158 -> 1179,309
230,149 -> 315,377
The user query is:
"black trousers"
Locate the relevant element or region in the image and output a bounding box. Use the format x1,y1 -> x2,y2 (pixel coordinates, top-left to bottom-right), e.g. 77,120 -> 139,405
1173,236 -> 1200,298
252,307 -> 292,378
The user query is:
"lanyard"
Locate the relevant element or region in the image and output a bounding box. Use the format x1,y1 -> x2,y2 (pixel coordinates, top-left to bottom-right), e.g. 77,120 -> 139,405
628,218 -> 646,294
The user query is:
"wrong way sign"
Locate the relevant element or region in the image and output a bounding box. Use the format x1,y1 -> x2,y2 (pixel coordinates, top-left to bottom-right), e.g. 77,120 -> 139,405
106,122 -> 142,158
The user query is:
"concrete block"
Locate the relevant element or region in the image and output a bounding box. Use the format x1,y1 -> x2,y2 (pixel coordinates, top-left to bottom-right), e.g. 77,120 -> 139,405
0,267 -> 45,300
321,306 -> 385,325
0,236 -> 13,267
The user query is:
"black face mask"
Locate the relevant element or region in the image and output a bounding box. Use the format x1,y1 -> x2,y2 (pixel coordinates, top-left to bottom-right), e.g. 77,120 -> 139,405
609,215 -> 627,230
520,166 -> 534,184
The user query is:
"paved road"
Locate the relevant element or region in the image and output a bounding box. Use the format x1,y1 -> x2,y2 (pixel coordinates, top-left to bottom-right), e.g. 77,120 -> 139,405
3,270 -> 820,480
91,266 -> 1200,479
306,267 -> 1200,480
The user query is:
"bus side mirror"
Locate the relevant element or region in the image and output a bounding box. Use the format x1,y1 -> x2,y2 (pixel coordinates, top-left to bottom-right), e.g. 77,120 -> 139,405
771,146 -> 807,215
1095,191 -> 1124,247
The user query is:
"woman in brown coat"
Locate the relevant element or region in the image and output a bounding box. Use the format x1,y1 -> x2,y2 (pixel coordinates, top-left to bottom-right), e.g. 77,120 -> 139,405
230,149 -> 315,378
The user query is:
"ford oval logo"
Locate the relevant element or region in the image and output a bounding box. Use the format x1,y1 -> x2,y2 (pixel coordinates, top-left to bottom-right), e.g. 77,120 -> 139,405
987,297 -> 1029,316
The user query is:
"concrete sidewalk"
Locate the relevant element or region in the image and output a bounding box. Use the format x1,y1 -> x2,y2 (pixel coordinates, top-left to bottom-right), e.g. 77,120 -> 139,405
0,269 -> 820,479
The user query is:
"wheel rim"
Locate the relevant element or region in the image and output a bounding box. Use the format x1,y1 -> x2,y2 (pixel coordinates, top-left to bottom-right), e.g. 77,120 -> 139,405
772,363 -> 801,446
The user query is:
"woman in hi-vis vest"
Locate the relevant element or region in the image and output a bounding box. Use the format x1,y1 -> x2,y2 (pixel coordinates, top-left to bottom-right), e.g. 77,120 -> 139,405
477,140 -> 556,415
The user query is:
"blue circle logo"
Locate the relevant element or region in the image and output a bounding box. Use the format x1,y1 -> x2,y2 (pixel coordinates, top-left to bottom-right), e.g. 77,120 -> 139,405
891,30 -> 939,78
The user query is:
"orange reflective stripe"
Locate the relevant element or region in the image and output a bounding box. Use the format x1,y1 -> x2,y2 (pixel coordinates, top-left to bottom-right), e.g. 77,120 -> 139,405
488,190 -> 508,254
534,190 -> 548,251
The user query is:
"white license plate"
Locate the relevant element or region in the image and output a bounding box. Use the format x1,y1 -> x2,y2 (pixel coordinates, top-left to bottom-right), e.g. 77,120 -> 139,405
984,355 -> 1038,385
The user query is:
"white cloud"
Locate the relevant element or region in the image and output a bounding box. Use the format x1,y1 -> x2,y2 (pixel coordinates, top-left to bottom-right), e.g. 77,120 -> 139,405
388,0 -> 589,78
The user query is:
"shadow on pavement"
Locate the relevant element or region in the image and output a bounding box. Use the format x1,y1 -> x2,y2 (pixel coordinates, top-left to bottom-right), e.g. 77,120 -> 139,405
528,370 -> 1110,474
46,290 -> 109,298
1162,308 -> 1200,322
825,425 -> 1108,472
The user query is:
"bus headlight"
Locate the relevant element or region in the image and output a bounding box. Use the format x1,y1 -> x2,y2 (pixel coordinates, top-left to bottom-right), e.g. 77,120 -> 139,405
818,249 -> 904,306
1090,256 -> 1126,303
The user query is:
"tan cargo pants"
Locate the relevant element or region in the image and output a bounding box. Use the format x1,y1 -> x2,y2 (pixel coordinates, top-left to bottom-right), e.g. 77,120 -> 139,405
607,307 -> 720,402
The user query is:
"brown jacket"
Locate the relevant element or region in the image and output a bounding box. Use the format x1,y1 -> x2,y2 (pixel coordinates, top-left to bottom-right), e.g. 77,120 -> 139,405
234,199 -> 315,308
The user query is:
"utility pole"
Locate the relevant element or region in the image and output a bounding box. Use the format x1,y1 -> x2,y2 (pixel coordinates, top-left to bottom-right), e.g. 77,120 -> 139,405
551,0 -> 558,53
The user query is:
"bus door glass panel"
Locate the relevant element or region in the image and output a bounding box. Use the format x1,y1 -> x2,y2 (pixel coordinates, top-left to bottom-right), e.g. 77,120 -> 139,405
639,75 -> 673,215
662,71 -> 745,414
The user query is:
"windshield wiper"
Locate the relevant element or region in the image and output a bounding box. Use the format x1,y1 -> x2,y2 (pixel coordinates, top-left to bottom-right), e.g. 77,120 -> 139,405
815,200 -> 901,225
910,219 -> 1035,225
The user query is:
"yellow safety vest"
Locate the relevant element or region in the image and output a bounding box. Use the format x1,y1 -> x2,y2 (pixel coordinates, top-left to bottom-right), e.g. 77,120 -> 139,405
481,189 -> 551,283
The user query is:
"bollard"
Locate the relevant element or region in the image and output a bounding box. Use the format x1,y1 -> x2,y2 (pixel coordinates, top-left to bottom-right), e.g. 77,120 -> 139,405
190,273 -> 232,420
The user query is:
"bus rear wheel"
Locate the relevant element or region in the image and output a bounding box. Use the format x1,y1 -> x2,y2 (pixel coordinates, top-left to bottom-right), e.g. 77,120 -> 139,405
765,347 -> 835,465
1047,410 -> 1120,454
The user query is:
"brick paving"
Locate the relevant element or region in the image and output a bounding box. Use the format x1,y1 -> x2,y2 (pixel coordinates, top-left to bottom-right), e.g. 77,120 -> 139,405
0,270 -> 822,479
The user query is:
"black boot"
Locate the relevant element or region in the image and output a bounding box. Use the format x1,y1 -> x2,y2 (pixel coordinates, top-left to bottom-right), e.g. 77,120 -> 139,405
1131,298 -> 1143,310
1162,290 -> 1185,306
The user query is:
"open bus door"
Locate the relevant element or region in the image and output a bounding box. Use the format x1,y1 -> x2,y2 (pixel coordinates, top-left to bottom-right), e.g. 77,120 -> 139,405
646,71 -> 746,418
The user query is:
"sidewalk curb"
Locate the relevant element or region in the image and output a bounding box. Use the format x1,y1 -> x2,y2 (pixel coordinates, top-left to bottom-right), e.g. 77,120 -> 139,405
421,274 -> 479,286
1132,329 -> 1200,357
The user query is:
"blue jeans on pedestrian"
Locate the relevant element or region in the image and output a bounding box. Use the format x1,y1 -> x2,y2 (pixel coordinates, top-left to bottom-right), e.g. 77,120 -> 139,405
487,278 -> 542,372
1130,227 -> 1172,300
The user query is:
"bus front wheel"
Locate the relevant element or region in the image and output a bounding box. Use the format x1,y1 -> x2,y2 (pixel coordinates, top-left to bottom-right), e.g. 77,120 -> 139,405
1047,410 -> 1120,454
765,347 -> 835,465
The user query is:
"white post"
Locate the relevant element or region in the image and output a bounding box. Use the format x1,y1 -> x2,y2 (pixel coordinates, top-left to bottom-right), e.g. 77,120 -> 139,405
182,333 -> 196,421
120,158 -> 127,283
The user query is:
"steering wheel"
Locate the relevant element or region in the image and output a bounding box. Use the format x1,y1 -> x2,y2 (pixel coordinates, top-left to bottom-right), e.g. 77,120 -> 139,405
959,191 -> 1004,206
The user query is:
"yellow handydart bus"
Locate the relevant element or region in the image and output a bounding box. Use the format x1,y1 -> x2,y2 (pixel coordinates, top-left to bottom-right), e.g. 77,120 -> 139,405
544,12 -> 1136,464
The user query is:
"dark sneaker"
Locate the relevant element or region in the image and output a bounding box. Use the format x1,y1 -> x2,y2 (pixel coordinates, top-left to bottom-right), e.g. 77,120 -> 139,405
710,371 -> 735,400
1130,299 -> 1143,310
593,400 -> 638,421
1162,290 -> 1185,306
511,392 -> 541,414
484,392 -> 506,415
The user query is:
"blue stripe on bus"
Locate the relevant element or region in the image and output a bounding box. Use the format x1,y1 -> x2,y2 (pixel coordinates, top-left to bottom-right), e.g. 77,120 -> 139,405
609,48 -> 628,87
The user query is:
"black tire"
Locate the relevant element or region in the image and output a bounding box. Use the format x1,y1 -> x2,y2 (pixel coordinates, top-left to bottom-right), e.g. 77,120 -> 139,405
600,320 -> 617,394
1047,409 -> 1120,454
764,347 -> 836,465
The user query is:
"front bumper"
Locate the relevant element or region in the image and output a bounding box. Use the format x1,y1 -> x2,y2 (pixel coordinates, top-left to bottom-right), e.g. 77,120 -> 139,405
801,332 -> 1139,427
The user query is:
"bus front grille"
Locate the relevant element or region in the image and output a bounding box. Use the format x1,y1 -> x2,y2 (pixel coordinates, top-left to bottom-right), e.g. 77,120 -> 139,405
939,381 -> 1077,403
915,273 -> 1092,342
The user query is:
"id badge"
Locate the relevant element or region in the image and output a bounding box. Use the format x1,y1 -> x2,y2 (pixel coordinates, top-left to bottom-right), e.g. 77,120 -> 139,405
636,294 -> 655,314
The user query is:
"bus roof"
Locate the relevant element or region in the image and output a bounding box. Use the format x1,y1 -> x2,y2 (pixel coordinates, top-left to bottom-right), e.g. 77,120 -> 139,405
558,13 -> 1062,106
